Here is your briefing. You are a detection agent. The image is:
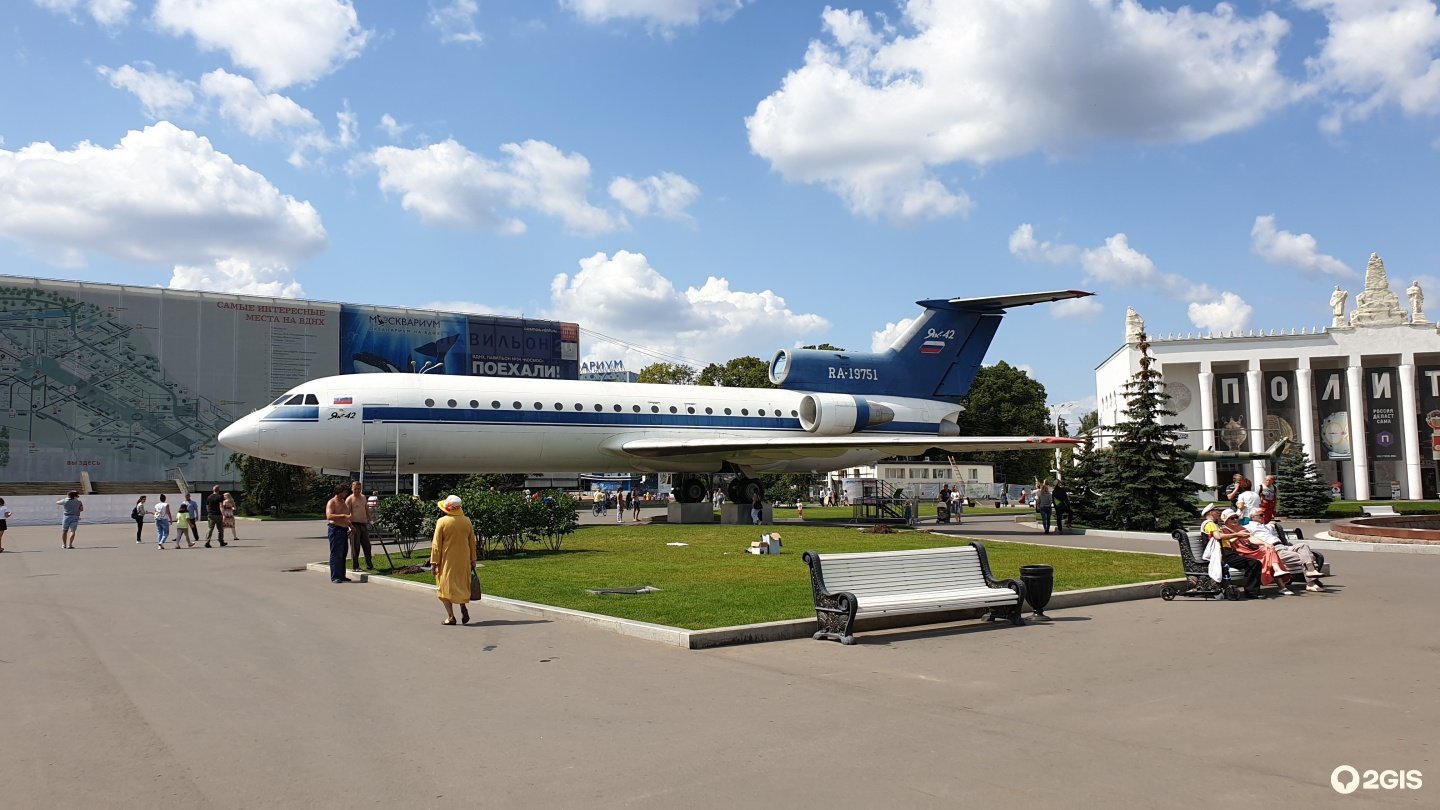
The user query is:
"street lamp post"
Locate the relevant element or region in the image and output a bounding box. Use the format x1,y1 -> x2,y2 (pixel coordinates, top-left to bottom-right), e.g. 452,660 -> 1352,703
1050,401 -> 1078,481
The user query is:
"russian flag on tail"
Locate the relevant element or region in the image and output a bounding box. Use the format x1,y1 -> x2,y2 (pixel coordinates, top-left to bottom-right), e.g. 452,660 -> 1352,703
919,340 -> 945,355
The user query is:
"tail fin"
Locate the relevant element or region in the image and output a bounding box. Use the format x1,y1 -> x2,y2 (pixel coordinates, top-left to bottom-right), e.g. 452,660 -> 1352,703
768,290 -> 1092,400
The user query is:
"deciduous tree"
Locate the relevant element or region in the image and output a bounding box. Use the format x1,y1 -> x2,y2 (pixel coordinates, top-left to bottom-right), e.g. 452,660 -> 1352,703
949,361 -> 1052,486
698,356 -> 774,388
637,362 -> 698,385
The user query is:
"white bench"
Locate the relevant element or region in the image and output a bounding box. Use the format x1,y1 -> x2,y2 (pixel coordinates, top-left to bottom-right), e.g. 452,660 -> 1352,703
801,543 -> 1025,644
1361,505 -> 1398,516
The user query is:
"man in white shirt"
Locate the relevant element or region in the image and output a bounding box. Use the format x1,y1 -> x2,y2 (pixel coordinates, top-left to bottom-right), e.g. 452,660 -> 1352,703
1246,511 -> 1323,592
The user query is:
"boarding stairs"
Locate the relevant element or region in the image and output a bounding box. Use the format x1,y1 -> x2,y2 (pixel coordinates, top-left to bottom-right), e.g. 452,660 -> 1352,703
850,478 -> 916,525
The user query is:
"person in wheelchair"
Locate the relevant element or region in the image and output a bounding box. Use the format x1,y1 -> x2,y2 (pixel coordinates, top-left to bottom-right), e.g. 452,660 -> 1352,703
1215,509 -> 1295,595
1200,504 -> 1263,598
1246,510 -> 1324,592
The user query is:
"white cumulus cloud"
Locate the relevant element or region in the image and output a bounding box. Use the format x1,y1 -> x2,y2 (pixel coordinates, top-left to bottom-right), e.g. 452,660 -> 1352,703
170,258 -> 305,298
366,138 -> 626,235
608,172 -> 699,220
97,63 -> 196,118
562,0 -> 747,29
1250,214 -> 1356,278
1050,297 -> 1103,320
1300,0 -> 1440,132
870,317 -> 914,352
35,0 -> 134,27
547,250 -> 828,365
748,1 -> 1292,222
0,123 -> 325,293
1188,292 -> 1253,334
430,0 -> 483,45
378,113 -> 411,141
152,0 -> 370,90
1010,224 -> 1252,333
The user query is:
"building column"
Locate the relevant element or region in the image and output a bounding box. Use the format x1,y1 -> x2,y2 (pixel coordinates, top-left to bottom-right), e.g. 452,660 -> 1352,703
1399,362 -> 1422,499
1346,364 -> 1370,500
1295,367 -> 1317,468
1197,369 -> 1217,491
1245,368 -> 1267,481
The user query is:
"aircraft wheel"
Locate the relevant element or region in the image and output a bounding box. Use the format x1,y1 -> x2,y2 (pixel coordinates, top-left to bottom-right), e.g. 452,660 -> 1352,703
728,476 -> 764,505
678,477 -> 708,503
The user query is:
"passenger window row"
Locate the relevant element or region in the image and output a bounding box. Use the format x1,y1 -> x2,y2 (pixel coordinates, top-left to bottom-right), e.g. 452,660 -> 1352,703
416,398 -> 799,418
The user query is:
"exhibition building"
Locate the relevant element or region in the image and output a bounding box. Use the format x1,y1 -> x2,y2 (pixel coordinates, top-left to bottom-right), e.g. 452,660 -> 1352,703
0,275 -> 579,491
1095,254 -> 1440,500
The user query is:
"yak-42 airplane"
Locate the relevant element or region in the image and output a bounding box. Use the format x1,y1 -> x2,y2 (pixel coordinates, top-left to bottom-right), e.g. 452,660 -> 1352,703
218,290 -> 1090,503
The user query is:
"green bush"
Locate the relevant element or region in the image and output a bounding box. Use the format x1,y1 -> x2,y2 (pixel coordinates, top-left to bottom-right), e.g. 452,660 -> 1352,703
374,495 -> 427,542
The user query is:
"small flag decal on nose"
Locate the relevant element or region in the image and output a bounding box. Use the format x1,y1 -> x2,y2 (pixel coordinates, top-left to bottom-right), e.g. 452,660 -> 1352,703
333,396 -> 353,405
919,340 -> 945,354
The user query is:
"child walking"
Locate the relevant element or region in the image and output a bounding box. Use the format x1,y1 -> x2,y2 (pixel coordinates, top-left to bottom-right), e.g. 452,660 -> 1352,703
153,494 -> 173,549
175,503 -> 196,547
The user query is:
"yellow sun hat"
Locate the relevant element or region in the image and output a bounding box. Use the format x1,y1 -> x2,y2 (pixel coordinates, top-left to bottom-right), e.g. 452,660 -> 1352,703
437,494 -> 463,513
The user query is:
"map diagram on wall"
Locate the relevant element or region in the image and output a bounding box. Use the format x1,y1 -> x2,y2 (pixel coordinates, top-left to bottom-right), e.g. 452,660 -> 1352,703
0,285 -> 229,481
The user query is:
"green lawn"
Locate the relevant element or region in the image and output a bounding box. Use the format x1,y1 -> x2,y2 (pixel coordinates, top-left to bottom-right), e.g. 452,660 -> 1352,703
365,524 -> 1176,630
785,503 -> 1030,521
1322,499 -> 1440,518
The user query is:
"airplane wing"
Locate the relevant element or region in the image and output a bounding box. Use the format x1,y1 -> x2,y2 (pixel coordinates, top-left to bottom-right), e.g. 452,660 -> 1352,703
615,434 -> 1080,461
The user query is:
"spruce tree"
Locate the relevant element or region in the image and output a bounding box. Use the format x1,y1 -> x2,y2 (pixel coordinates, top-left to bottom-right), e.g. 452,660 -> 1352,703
1274,446 -> 1333,518
1088,334 -> 1203,531
1064,429 -> 1106,527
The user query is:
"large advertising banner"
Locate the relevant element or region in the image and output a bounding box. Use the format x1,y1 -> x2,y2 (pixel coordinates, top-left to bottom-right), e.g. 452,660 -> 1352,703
339,306 -> 469,375
1262,370 -> 1298,447
467,316 -> 579,379
1364,366 -> 1401,461
0,279 -> 339,484
1415,366 -> 1440,460
1212,372 -> 1249,451
1313,369 -> 1351,460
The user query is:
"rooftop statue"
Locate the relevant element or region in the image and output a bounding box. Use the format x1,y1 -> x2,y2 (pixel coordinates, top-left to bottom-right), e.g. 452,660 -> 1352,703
1408,279 -> 1426,323
1349,253 -> 1406,327
1125,306 -> 1144,344
1329,285 -> 1347,328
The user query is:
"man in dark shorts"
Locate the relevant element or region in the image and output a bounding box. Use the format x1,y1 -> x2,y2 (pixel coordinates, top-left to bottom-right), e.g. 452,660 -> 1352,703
205,484 -> 227,547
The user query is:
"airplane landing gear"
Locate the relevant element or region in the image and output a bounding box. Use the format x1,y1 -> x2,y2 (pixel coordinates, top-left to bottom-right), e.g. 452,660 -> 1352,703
726,476 -> 764,505
676,476 -> 709,503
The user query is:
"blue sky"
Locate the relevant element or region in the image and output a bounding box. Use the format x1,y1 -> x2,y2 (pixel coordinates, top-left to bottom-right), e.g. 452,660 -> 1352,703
4,1 -> 1440,418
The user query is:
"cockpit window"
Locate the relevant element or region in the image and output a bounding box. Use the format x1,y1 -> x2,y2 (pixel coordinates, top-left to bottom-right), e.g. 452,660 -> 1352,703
283,394 -> 305,405
303,394 -> 319,405
271,395 -> 291,406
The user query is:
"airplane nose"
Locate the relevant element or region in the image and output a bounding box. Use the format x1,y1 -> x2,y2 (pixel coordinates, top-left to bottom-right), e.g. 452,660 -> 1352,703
218,417 -> 260,454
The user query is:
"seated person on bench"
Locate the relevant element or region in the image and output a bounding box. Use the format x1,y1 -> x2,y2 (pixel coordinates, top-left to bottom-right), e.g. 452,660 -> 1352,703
1246,510 -> 1324,591
1200,504 -> 1262,598
1215,509 -> 1294,595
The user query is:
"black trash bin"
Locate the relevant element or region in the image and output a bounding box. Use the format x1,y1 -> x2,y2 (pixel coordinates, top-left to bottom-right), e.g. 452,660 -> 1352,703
1019,564 -> 1054,620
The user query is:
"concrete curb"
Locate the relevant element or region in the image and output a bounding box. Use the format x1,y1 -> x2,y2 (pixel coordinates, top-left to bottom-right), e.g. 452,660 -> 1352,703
308,563 -> 1185,649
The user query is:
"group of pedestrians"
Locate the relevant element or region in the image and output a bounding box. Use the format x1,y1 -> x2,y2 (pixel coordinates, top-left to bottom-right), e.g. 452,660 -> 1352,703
129,485 -> 235,549
323,482 -> 376,583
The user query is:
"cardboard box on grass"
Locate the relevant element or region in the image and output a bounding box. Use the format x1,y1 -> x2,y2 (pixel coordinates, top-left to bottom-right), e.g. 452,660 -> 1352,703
746,532 -> 782,555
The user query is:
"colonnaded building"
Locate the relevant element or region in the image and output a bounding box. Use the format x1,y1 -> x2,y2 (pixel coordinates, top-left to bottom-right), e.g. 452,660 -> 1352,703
0,275 -> 579,491
1096,254 -> 1440,501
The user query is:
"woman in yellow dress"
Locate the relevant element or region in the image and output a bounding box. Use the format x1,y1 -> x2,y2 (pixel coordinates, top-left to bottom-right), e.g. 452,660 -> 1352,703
429,495 -> 478,625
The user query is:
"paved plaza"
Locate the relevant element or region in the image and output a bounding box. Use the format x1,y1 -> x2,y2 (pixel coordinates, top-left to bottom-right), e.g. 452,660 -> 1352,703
1,514 -> 1435,808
